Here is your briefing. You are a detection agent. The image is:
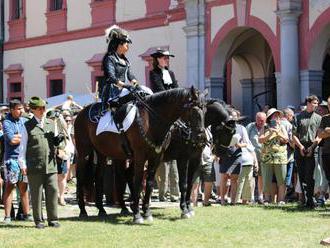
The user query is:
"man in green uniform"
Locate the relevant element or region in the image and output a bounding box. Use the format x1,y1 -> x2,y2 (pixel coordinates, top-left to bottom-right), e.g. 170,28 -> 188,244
18,96 -> 62,228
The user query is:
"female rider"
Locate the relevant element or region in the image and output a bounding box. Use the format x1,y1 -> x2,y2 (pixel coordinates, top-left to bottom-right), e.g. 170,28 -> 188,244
101,25 -> 138,103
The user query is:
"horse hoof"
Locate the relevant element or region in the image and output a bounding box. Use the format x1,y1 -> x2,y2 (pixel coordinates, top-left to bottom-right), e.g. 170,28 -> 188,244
144,215 -> 153,222
98,211 -> 107,217
188,210 -> 195,217
133,217 -> 144,224
181,212 -> 191,219
79,212 -> 88,218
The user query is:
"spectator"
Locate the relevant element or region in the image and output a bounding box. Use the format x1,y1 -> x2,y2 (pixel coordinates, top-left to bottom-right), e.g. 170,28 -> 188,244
259,108 -> 288,204
2,100 -> 32,224
235,127 -> 258,204
246,112 -> 266,203
293,95 -> 321,208
62,95 -> 82,112
18,96 -> 62,228
0,121 -> 4,204
191,126 -> 215,206
46,110 -> 71,207
281,108 -> 295,198
219,109 -> 243,205
316,96 -> 330,206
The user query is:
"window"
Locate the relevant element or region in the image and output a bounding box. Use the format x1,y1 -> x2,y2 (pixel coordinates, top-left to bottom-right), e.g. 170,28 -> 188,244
49,79 -> 63,97
8,0 -> 26,41
46,0 -> 67,35
50,0 -> 63,11
10,82 -> 21,93
12,0 -> 23,19
4,64 -> 24,102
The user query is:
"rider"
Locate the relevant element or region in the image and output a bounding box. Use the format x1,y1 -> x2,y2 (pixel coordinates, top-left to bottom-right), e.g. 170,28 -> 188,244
150,48 -> 180,202
149,48 -> 178,93
101,25 -> 139,105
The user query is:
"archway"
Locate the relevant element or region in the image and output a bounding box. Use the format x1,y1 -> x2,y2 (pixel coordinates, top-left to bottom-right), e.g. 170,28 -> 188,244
209,27 -> 276,118
322,52 -> 330,99
308,19 -> 330,99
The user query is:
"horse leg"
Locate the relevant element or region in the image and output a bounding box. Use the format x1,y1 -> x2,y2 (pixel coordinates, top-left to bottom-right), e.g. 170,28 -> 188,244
76,156 -> 88,218
142,159 -> 159,222
186,159 -> 200,217
177,158 -> 190,219
95,154 -> 107,217
131,160 -> 145,224
114,159 -> 130,216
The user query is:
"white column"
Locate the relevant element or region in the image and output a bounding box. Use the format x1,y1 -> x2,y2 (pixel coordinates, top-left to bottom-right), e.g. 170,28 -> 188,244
205,77 -> 224,100
276,0 -> 302,108
183,0 -> 205,90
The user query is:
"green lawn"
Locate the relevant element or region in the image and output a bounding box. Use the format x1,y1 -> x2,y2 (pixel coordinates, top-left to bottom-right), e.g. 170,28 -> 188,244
0,203 -> 330,247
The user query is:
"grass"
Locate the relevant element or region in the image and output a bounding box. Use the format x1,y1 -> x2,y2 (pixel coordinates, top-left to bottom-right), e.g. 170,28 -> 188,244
1,203 -> 330,248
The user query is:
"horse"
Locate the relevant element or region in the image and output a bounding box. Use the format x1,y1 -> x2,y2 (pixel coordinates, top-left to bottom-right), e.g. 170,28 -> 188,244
74,87 -> 206,223
141,99 -> 235,219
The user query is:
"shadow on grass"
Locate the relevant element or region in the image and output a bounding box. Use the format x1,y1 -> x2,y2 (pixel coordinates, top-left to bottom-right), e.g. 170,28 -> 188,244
248,203 -> 330,217
0,223 -> 34,229
59,206 -> 182,225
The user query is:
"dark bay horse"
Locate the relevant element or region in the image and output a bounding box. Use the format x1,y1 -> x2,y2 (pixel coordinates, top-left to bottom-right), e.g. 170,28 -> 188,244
141,99 -> 235,219
74,87 -> 206,223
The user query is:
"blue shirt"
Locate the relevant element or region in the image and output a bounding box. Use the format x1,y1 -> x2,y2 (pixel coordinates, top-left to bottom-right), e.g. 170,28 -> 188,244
3,113 -> 27,160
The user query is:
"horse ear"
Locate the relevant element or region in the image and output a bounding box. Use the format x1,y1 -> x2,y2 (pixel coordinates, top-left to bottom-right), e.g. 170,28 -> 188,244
190,86 -> 198,100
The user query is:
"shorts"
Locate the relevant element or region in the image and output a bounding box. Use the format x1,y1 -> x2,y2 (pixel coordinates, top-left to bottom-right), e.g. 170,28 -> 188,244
4,159 -> 28,184
57,158 -> 68,174
220,162 -> 241,175
192,161 -> 215,184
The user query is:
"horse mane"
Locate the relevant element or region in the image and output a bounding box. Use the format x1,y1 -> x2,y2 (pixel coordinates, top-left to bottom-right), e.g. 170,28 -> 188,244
145,88 -> 189,106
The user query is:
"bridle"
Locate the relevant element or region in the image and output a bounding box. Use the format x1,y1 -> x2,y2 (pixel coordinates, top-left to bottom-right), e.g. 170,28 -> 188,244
132,88 -> 206,153
211,119 -> 236,149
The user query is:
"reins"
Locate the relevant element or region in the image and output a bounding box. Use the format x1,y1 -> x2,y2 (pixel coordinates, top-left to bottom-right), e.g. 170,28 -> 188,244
131,88 -> 202,153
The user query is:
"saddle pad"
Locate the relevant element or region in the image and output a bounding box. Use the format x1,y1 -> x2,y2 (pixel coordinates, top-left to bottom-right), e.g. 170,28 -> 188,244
96,104 -> 137,135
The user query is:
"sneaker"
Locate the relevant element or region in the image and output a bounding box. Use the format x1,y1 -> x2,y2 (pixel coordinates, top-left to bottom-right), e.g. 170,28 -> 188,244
48,221 -> 60,228
170,196 -> 179,203
16,213 -> 25,221
278,201 -> 286,206
35,223 -> 45,229
320,237 -> 330,245
159,196 -> 167,202
3,217 -> 11,225
317,198 -> 325,207
23,214 -> 33,221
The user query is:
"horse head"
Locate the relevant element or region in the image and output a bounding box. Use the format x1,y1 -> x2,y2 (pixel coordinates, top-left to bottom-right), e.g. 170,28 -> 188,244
178,86 -> 207,149
205,100 -> 236,156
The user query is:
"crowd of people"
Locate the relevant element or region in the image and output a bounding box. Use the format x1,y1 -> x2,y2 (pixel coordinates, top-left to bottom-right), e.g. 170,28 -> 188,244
0,96 -> 79,228
190,95 -> 330,210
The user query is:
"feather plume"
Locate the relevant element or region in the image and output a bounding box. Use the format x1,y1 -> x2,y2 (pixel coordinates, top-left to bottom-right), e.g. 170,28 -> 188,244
105,25 -> 120,44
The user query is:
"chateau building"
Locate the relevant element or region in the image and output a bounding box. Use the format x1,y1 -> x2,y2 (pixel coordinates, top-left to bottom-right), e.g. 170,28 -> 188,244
2,0 -> 330,117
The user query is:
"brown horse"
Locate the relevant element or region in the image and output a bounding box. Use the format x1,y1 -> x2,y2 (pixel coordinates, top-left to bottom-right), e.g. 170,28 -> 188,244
74,87 -> 206,223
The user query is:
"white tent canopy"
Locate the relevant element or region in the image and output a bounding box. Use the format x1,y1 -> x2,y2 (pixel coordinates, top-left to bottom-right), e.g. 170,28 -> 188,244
46,93 -> 96,109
